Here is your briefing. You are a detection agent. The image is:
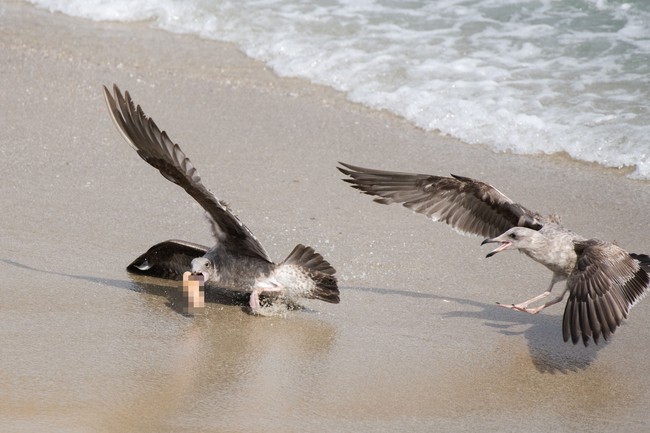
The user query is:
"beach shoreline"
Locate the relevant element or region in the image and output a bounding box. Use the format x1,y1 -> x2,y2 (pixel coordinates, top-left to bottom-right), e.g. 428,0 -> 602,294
2,1 -> 650,432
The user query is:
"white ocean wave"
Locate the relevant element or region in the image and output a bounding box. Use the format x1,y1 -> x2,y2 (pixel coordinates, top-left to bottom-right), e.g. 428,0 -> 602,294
28,0 -> 650,179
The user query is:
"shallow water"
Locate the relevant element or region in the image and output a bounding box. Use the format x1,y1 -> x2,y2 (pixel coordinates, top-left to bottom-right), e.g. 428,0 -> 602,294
2,3 -> 650,432
27,0 -> 650,179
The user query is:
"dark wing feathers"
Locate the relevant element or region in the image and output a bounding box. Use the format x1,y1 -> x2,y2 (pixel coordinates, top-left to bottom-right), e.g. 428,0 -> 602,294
127,240 -> 209,280
337,162 -> 542,238
564,240 -> 650,345
104,84 -> 272,263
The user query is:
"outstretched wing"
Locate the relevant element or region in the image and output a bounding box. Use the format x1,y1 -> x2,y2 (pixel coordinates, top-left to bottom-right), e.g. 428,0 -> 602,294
104,84 -> 272,263
564,240 -> 650,346
127,239 -> 209,280
338,162 -> 542,238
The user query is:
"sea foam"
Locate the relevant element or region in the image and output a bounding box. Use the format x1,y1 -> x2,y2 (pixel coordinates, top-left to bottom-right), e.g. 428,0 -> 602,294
29,0 -> 650,179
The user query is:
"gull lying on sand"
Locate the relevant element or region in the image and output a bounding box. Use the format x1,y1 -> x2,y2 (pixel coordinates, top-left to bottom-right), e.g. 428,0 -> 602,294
103,84 -> 339,314
338,162 -> 649,346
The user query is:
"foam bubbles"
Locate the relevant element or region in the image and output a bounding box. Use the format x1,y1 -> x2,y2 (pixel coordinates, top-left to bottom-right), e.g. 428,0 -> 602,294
29,0 -> 650,179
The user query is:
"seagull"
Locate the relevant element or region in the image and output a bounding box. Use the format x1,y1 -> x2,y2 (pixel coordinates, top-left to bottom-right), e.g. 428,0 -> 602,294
338,162 -> 650,345
103,84 -> 339,314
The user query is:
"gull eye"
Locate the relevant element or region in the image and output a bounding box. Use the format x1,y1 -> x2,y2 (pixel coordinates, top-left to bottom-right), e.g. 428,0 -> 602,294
509,233 -> 517,240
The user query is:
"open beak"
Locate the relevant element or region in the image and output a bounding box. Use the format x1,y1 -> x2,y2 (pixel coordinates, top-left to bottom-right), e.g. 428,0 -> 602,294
190,267 -> 207,282
191,271 -> 206,283
190,260 -> 208,282
481,238 -> 512,258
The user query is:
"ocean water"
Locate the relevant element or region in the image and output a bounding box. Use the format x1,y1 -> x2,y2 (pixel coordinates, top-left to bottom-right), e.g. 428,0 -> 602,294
29,0 -> 650,179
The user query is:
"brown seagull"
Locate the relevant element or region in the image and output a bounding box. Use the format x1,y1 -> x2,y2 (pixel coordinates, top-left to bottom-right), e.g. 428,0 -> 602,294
338,162 -> 649,345
103,84 -> 339,314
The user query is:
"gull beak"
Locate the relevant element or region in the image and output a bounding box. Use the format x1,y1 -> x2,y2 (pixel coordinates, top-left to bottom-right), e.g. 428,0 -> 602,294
191,271 -> 207,283
187,269 -> 205,283
481,238 -> 513,258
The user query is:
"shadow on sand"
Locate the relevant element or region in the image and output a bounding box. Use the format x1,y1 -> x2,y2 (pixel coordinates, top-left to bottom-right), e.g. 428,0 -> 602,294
2,259 -> 254,315
347,285 -> 603,374
4,258 -> 604,372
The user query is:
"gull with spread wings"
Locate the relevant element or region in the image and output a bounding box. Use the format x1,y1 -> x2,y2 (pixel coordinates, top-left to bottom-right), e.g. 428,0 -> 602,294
338,162 -> 649,345
103,84 -> 339,314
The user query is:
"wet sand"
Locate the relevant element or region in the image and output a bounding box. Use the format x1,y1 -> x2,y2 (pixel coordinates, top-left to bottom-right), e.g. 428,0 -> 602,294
2,1 -> 650,432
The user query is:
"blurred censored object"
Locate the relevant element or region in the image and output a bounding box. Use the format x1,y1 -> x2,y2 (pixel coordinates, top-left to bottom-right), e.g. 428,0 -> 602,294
182,271 -> 205,315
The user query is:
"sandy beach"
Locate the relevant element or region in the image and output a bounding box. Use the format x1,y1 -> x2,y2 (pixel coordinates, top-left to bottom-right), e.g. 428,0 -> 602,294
1,1 -> 650,432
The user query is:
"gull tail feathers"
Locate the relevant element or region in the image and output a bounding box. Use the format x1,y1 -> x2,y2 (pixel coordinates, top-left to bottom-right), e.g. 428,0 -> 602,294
282,244 -> 339,303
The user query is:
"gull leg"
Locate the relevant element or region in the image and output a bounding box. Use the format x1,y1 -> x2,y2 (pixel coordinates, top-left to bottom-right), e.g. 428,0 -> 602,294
249,287 -> 263,314
498,275 -> 566,314
499,290 -> 552,310
515,286 -> 569,314
249,280 -> 283,314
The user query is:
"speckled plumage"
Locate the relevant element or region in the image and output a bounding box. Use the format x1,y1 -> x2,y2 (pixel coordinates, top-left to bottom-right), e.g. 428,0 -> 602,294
104,84 -> 339,313
339,162 -> 649,346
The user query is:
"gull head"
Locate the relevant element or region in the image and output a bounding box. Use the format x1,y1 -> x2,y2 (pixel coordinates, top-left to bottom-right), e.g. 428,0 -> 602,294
191,257 -> 216,281
482,227 -> 540,258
